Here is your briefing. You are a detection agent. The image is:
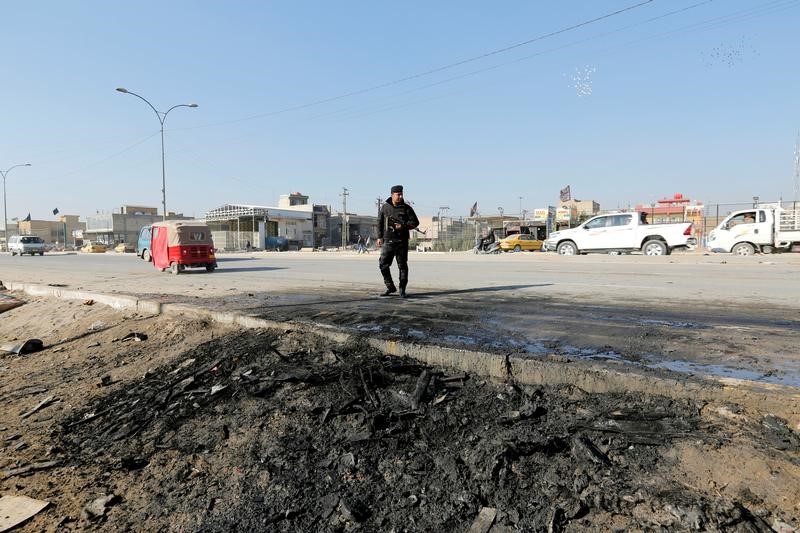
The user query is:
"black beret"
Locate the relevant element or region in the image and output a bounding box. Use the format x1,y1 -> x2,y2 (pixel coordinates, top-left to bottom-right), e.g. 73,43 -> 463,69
391,185 -> 403,193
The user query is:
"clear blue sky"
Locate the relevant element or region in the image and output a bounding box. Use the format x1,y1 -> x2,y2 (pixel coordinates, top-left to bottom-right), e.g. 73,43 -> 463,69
2,0 -> 799,223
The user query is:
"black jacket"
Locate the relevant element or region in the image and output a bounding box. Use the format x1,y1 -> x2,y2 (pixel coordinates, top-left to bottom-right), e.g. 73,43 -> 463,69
377,197 -> 419,242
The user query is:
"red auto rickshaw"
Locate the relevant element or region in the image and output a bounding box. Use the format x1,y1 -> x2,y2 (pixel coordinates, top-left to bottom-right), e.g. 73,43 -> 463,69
150,220 -> 217,274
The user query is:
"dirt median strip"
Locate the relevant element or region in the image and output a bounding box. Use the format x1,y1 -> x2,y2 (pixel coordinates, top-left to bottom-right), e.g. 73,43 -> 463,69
5,280 -> 800,430
1,294 -> 798,530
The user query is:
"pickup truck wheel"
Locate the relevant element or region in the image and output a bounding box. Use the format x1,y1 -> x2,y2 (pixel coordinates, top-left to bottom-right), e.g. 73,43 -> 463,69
642,240 -> 667,256
732,243 -> 755,256
556,241 -> 578,255
142,249 -> 151,262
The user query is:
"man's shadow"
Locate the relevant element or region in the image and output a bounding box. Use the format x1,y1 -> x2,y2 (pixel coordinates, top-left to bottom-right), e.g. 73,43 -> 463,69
406,284 -> 551,299
264,284 -> 552,308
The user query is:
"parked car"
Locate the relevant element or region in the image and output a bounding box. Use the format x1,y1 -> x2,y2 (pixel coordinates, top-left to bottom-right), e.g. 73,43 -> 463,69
265,236 -> 289,251
8,235 -> 45,256
499,233 -> 543,252
81,242 -> 107,253
137,225 -> 153,261
114,242 -> 136,253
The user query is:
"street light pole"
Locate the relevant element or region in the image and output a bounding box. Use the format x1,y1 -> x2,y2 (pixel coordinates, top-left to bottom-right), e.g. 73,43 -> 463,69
116,88 -> 198,220
1,163 -> 32,249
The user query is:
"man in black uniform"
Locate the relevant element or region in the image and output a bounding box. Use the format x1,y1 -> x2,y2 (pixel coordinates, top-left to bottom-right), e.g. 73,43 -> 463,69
377,185 -> 420,298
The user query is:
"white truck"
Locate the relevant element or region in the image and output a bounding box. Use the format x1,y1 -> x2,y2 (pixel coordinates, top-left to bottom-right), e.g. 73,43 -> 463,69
544,212 -> 696,256
706,204 -> 800,255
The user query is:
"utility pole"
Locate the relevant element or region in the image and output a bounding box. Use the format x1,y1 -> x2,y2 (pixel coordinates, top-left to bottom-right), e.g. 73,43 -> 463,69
794,132 -> 799,206
438,206 -> 449,247
340,187 -> 349,250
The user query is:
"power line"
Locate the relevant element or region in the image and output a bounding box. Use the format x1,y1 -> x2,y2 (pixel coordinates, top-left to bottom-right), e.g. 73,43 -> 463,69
173,0 -> 657,132
173,0 -> 715,132
608,0 -> 799,50
330,0 -> 797,125
317,0 -> 716,124
54,130 -> 161,183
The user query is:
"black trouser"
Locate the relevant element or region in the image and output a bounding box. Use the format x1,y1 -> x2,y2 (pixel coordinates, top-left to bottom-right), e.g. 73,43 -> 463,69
379,240 -> 409,290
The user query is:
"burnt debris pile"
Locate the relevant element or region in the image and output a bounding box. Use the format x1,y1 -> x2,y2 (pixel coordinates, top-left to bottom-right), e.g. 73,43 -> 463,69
61,331 -> 778,532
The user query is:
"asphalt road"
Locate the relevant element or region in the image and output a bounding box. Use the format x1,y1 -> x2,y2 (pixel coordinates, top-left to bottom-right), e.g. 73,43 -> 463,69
1,250 -> 799,307
3,249 -> 800,389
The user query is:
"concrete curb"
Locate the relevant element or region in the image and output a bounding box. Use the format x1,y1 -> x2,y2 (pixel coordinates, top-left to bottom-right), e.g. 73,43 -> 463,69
5,281 -> 799,429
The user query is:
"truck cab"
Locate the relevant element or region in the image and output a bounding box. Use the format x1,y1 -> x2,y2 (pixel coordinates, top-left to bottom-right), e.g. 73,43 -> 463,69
708,205 -> 800,255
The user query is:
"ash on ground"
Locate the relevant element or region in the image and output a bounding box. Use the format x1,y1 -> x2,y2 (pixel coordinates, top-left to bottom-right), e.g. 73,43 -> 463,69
57,330 -> 793,532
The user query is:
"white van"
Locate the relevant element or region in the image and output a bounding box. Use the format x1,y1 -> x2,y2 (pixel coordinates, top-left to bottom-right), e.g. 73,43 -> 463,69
8,235 -> 46,256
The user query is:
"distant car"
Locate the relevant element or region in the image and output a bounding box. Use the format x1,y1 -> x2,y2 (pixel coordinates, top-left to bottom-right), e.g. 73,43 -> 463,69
8,235 -> 45,256
114,242 -> 135,253
81,242 -> 107,253
137,225 -> 152,261
499,233 -> 543,252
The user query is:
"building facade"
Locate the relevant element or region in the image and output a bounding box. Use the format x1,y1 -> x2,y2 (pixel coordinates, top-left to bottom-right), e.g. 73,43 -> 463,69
18,215 -> 85,247
327,213 -> 378,249
204,194 -> 331,250
634,193 -> 702,224
560,198 -> 600,220
84,205 -> 190,246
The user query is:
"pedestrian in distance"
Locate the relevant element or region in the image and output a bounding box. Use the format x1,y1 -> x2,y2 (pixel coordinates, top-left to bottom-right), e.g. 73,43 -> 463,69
377,185 -> 419,298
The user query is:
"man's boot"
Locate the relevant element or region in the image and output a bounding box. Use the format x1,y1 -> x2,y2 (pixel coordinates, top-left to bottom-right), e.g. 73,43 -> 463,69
380,285 -> 397,297
399,271 -> 408,298
380,277 -> 397,297
398,280 -> 408,298
380,267 -> 396,296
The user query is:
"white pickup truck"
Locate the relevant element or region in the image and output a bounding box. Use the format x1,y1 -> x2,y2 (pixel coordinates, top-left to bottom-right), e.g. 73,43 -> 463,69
707,204 -> 800,255
544,212 -> 696,256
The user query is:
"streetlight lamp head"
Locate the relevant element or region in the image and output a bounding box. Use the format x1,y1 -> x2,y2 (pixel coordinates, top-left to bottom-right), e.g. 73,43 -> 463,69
116,87 -> 129,93
188,103 -> 198,108
24,163 -> 31,167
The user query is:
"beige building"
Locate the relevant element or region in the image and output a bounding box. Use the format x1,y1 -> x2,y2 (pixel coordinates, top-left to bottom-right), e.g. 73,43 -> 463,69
84,205 -> 190,246
18,215 -> 85,246
559,199 -> 600,219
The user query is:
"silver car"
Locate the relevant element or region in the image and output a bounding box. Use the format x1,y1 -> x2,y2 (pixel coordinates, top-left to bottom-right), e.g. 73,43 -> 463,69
8,235 -> 46,256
